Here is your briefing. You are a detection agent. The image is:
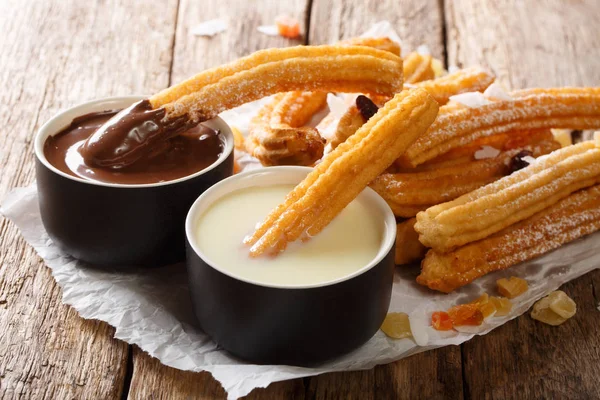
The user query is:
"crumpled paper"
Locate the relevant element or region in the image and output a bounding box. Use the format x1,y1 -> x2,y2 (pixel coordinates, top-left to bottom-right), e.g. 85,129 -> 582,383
2,22 -> 600,400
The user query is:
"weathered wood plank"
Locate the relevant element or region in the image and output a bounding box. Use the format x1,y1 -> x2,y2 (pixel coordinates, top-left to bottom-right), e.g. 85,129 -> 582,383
128,1 -> 310,398
446,1 -> 600,398
309,0 -> 445,60
0,0 -> 180,398
306,1 -> 464,399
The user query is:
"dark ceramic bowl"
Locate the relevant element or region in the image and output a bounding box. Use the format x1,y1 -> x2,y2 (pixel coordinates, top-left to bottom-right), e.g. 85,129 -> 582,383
185,166 -> 396,365
35,95 -> 234,267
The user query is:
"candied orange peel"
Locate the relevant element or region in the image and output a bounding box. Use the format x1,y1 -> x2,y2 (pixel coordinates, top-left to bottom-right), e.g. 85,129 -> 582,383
447,303 -> 484,326
431,311 -> 453,331
275,16 -> 301,39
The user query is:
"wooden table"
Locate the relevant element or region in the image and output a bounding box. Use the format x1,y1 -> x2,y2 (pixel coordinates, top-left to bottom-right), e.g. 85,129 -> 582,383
1,0 -> 599,398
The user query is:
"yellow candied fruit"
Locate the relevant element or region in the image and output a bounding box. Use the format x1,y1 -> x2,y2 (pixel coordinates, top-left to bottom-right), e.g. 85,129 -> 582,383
531,290 -> 577,326
496,277 -> 528,299
380,312 -> 413,339
231,126 -> 245,150
489,296 -> 513,317
469,293 -> 496,318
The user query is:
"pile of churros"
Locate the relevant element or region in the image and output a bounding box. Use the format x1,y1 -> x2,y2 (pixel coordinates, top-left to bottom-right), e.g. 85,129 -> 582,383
232,37 -> 600,293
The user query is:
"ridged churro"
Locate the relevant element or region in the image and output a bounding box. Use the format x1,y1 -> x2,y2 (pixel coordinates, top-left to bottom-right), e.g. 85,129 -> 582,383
328,68 -> 495,150
340,37 -> 401,56
403,52 -> 434,84
415,141 -> 600,252
400,87 -> 600,168
246,92 -> 327,165
245,88 -> 439,257
150,45 -> 403,122
373,129 -> 561,217
395,218 -> 427,265
418,184 -> 600,293
246,39 -> 402,165
413,67 -> 495,105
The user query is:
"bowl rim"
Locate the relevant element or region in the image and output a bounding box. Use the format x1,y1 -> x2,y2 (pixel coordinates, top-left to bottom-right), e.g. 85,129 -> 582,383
34,95 -> 234,188
185,166 -> 397,289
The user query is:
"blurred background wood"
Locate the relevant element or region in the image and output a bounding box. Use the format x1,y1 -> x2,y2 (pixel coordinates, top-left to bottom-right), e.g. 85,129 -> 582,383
0,0 -> 598,399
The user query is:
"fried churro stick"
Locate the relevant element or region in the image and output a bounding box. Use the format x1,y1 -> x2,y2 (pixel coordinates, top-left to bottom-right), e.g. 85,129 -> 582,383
245,88 -> 439,256
246,39 -> 402,166
246,92 -> 327,165
418,184 -> 600,293
149,45 -> 403,122
395,218 -> 427,265
340,37 -> 401,56
415,141 -> 600,252
373,129 -> 561,217
328,68 -> 495,150
413,67 -> 495,105
400,87 -> 600,168
403,52 -> 434,84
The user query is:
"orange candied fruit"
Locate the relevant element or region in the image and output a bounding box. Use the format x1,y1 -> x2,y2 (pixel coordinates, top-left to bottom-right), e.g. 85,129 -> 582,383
447,304 -> 484,326
275,16 -> 301,39
489,296 -> 513,316
496,276 -> 528,299
431,311 -> 453,331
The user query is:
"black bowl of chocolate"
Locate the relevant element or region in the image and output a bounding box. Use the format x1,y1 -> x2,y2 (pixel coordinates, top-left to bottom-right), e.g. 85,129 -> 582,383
35,96 -> 234,266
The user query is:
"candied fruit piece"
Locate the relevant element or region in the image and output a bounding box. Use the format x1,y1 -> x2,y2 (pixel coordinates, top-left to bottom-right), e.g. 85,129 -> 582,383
431,58 -> 446,78
489,296 -> 513,316
380,312 -> 412,339
431,311 -> 453,331
496,276 -> 528,299
447,304 -> 484,326
469,293 -> 496,318
531,290 -> 577,326
275,16 -> 300,39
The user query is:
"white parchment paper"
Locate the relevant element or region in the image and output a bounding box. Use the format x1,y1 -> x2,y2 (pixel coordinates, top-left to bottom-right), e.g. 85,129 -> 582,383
2,21 -> 599,400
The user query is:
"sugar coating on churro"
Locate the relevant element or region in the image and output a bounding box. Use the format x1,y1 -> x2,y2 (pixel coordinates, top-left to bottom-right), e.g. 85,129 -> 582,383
401,87 -> 600,167
416,141 -> 600,252
417,183 -> 600,293
150,45 -> 403,123
246,88 -> 439,257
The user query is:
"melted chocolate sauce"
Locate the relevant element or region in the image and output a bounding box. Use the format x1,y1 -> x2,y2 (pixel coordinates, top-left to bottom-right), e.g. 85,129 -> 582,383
79,100 -> 197,168
44,109 -> 224,185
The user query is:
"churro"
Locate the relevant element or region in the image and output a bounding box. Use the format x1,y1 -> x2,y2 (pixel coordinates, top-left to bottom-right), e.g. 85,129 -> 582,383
373,129 -> 561,217
403,52 -> 434,84
246,39 -> 402,165
415,141 -> 600,252
150,45 -> 403,121
245,88 -> 439,256
400,87 -> 600,168
417,184 -> 600,293
340,37 -> 401,56
247,92 -> 327,165
395,218 -> 427,265
413,67 -> 495,105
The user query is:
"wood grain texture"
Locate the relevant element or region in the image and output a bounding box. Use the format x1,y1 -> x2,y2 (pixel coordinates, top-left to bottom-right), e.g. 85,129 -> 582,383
169,0 -> 308,84
309,0 -> 445,60
446,1 -> 600,398
0,0 -> 179,398
445,0 -> 600,89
